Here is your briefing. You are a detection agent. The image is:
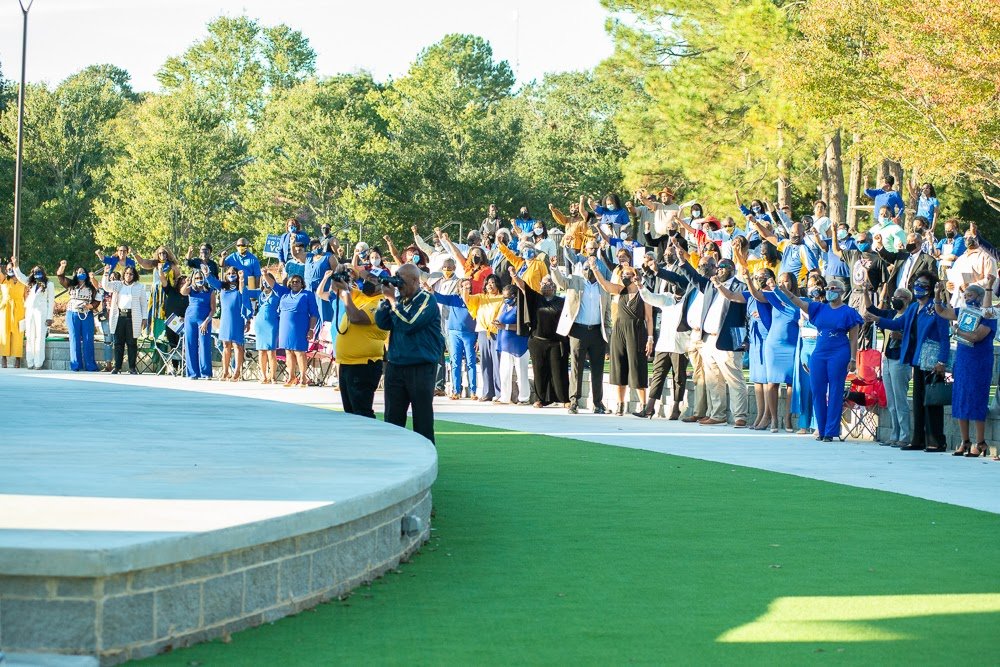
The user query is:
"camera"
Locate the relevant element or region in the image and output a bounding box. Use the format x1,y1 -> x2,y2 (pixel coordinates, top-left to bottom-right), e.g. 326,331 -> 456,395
378,275 -> 404,288
331,270 -> 352,283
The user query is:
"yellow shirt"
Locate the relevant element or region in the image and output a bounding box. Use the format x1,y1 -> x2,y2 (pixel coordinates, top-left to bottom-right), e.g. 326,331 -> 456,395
335,290 -> 388,365
465,292 -> 505,334
498,243 -> 548,292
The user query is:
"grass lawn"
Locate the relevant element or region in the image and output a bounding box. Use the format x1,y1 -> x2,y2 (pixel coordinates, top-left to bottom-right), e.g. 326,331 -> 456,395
142,419 -> 1000,665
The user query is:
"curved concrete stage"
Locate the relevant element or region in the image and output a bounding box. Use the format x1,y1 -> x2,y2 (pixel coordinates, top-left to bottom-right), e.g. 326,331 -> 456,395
0,372 -> 436,664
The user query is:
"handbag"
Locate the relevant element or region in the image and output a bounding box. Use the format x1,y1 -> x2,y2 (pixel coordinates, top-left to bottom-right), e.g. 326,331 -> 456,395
923,374 -> 953,406
918,340 -> 954,372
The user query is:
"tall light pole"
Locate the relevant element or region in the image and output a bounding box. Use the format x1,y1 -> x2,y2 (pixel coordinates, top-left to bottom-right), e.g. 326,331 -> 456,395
12,0 -> 35,262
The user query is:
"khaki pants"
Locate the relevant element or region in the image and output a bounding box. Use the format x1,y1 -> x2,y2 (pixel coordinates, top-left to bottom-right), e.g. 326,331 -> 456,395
703,338 -> 747,422
687,336 -> 708,418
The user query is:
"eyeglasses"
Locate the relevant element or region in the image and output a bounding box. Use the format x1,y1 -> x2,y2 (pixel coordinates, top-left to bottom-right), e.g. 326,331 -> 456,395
236,244 -> 247,248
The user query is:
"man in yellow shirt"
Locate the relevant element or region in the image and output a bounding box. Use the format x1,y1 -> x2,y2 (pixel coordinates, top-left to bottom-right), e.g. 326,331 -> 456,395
332,272 -> 389,418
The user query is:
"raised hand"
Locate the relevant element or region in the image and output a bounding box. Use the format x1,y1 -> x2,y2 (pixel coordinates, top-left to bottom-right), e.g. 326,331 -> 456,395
59,259 -> 68,268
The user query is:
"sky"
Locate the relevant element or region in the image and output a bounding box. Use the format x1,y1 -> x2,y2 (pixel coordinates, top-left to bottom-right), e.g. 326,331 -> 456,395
0,0 -> 617,91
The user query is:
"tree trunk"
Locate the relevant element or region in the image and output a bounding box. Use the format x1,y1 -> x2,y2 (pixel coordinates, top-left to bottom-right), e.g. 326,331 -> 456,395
777,125 -> 791,208
824,129 -> 846,227
846,134 -> 863,230
820,148 -> 831,207
907,167 -> 921,229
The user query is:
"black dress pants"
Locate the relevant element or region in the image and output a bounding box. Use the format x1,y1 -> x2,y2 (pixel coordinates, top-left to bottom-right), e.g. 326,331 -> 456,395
569,324 -> 606,407
911,368 -> 946,448
648,351 -> 688,404
384,361 -> 437,444
114,312 -> 137,372
340,360 -> 384,418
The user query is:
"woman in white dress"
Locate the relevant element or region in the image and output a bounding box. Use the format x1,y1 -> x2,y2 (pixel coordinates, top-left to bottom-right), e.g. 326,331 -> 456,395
12,258 -> 55,370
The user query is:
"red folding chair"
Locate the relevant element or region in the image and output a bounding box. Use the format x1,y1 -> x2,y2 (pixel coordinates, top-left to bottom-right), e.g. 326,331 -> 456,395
840,348 -> 886,441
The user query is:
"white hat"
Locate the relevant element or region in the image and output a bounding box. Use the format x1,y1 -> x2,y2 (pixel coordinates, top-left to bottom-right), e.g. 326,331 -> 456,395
355,241 -> 370,253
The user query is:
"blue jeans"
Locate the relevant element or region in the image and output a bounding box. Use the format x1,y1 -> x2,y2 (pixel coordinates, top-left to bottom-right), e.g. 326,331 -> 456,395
447,329 -> 478,395
67,311 -> 98,371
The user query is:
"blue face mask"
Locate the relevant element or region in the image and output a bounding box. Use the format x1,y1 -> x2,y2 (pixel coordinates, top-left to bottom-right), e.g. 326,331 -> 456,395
966,299 -> 982,309
290,226 -> 298,233
34,272 -> 44,280
825,289 -> 841,301
837,230 -> 848,240
808,288 -> 823,299
76,272 -> 87,281
751,205 -> 761,214
857,242 -> 872,252
193,279 -> 205,288
504,297 -> 516,305
522,249 -> 537,260
912,285 -> 929,298
410,255 -> 420,265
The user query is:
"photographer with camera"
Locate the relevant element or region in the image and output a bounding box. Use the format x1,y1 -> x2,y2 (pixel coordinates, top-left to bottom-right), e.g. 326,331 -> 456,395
375,263 -> 445,444
320,266 -> 389,418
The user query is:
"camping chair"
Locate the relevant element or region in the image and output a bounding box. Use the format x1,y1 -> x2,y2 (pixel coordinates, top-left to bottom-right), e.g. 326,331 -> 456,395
241,333 -> 262,381
840,348 -> 886,441
304,322 -> 336,387
153,315 -> 185,376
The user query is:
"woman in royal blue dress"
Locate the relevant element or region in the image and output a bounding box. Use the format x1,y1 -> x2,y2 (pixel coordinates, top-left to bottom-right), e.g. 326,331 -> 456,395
778,278 -> 862,441
179,269 -> 217,379
218,267 -> 250,382
791,275 -> 825,434
761,273 -> 800,432
244,269 -> 289,384
935,283 -> 995,457
278,273 -> 320,387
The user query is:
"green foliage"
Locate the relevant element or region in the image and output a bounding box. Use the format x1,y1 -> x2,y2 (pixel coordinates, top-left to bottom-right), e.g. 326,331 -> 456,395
93,87 -> 247,254
156,16 -> 316,132
514,70 -> 627,212
0,65 -> 137,267
239,74 -> 393,248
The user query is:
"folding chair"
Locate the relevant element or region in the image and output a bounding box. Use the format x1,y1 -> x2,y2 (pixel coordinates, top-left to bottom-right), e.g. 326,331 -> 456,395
304,322 -> 336,387
840,348 -> 886,441
241,333 -> 262,381
153,332 -> 185,376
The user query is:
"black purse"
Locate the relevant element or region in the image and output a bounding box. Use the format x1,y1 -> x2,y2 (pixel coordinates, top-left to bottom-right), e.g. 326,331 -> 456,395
924,373 -> 953,406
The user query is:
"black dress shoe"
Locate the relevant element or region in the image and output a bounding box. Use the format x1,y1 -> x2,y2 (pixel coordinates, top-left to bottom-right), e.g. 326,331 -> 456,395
593,404 -> 608,415
900,444 -> 925,451
822,436 -> 833,442
568,401 -> 578,414
111,369 -> 120,375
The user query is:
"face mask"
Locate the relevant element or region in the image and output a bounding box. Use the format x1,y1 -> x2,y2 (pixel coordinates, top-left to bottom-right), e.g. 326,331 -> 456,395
34,272 -> 44,280
238,247 -> 248,255
790,235 -> 802,245
808,288 -> 823,299
914,226 -> 925,234
410,255 -> 420,265
362,282 -> 379,296
5,269 -> 13,277
890,297 -> 905,311
825,289 -> 841,301
857,242 -> 872,252
523,249 -> 537,260
912,285 -> 929,298
905,242 -> 918,253
504,296 -> 516,305
751,205 -> 761,214
966,298 -> 982,309
692,209 -> 702,218
442,269 -> 454,278
533,226 -> 544,236
621,276 -> 632,287
77,272 -> 87,281
472,254 -> 483,265
194,279 -> 205,288
837,230 -> 848,240
290,226 -> 298,233
879,217 -> 890,225
370,256 -> 382,266
945,230 -> 956,239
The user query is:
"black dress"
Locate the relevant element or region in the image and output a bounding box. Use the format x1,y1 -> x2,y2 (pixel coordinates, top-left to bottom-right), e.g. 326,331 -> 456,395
609,291 -> 648,388
524,287 -> 569,405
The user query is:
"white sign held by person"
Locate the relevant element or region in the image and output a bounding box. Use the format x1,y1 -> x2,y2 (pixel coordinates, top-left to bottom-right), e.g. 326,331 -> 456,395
262,234 -> 282,259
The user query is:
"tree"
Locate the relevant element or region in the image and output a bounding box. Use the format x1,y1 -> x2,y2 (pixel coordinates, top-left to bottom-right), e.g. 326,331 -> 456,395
239,74 -> 393,247
602,0 -> 821,212
514,70 -> 627,211
94,87 -> 247,253
787,0 -> 1000,220
157,16 -> 316,132
0,65 -> 138,266
379,34 -> 523,232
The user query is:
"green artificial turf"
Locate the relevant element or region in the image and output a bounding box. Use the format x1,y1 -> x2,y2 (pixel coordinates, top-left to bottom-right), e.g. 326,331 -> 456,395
143,420 -> 1000,666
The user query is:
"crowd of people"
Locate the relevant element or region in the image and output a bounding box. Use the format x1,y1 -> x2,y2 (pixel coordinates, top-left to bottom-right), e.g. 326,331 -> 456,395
0,178 -> 998,457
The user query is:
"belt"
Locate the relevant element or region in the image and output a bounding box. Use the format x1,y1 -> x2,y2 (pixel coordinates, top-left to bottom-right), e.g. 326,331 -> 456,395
501,324 -> 519,332
574,323 -> 601,331
119,309 -> 132,315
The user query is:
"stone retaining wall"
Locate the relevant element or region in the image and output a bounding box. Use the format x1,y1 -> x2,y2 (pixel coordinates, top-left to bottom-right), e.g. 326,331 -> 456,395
0,489 -> 432,665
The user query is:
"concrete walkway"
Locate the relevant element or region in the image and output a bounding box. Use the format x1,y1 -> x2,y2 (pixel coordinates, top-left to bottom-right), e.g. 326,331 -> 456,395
4,369 -> 997,515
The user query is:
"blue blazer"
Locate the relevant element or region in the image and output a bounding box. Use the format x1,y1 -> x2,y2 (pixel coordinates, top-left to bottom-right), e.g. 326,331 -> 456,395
872,300 -> 950,368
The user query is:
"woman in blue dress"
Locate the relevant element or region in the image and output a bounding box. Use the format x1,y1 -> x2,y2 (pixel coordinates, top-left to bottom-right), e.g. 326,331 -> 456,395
218,267 -> 250,381
778,278 -> 862,441
304,245 -> 337,323
791,275 -> 825,434
179,269 -> 217,379
936,283 -> 995,457
761,274 -> 800,432
714,268 -> 772,429
244,269 -> 289,384
278,273 -> 320,387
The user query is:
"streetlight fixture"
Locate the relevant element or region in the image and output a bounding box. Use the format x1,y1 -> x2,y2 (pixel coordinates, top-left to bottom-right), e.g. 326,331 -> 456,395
12,0 -> 35,262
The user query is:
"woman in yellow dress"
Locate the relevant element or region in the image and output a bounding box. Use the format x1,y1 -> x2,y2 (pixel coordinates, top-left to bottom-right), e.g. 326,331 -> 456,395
0,260 -> 27,368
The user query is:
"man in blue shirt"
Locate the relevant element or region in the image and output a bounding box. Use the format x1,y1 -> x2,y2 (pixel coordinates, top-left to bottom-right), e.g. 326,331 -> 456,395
222,238 -> 262,289
376,263 -> 445,444
278,218 -> 310,264
864,174 -> 905,224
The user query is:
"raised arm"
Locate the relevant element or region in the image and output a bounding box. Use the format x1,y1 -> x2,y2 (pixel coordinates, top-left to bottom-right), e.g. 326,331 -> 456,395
315,270 -> 335,302
589,256 -> 622,294
412,226 -> 436,256
548,203 -> 569,227
383,235 -> 403,266
438,230 -> 468,266
810,227 -> 829,253
712,275 -> 747,303
132,249 -> 156,270
508,265 -> 527,293
55,260 -> 71,288
750,217 -> 778,246
776,283 -> 808,314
